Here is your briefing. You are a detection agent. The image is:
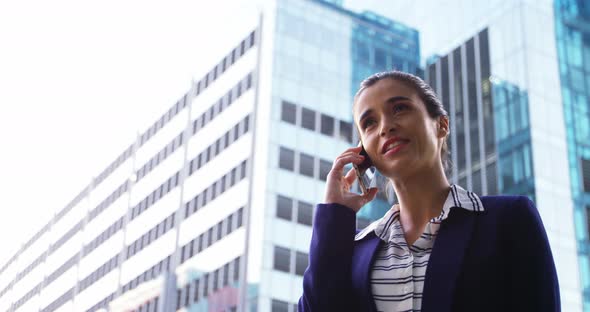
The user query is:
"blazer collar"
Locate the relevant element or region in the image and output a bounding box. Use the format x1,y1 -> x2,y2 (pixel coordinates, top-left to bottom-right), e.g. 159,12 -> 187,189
421,208 -> 477,312
353,207 -> 478,312
351,231 -> 381,312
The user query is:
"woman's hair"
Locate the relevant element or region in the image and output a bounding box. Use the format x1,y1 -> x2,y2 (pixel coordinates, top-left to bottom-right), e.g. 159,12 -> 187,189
353,70 -> 451,175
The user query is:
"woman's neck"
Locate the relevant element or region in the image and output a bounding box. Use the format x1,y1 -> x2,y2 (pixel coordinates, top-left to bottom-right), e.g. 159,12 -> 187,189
391,166 -> 451,245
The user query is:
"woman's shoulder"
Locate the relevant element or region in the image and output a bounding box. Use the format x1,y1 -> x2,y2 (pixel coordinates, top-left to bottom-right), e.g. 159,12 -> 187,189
478,194 -> 540,225
480,194 -> 534,207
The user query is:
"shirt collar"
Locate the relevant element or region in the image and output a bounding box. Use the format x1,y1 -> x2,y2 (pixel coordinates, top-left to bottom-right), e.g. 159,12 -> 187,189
354,184 -> 483,241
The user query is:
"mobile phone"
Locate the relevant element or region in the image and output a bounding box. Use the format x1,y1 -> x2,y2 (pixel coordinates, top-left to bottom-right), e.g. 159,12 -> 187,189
352,142 -> 375,194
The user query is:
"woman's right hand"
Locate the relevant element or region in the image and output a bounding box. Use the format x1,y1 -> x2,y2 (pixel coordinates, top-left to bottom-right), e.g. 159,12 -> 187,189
323,146 -> 379,213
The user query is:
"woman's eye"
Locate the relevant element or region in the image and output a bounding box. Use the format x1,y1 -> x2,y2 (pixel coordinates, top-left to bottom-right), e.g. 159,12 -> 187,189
362,119 -> 375,129
393,104 -> 408,113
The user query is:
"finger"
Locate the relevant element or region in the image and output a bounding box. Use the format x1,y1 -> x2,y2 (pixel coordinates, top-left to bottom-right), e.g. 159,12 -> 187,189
344,167 -> 357,185
338,151 -> 363,160
332,154 -> 365,174
343,146 -> 363,153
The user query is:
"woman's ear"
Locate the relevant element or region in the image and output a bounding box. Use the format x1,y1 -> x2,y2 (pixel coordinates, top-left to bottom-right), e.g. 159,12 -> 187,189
437,115 -> 449,138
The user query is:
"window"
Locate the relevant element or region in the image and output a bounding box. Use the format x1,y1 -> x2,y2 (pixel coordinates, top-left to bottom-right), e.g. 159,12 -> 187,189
208,228 -> 213,246
374,47 -> 387,68
236,83 -> 242,98
295,251 -> 308,276
221,175 -> 226,193
211,183 -> 217,200
582,157 -> 590,192
319,159 -> 331,182
243,116 -> 249,133
213,270 -> 219,291
276,195 -> 292,220
279,147 -> 295,171
297,201 -> 314,226
320,114 -> 334,136
231,168 -> 237,186
249,31 -> 256,47
301,107 -> 316,131
228,89 -> 234,104
273,246 -> 290,273
176,289 -> 182,310
237,208 -> 243,227
150,227 -> 157,242
223,263 -> 229,286
221,218 -> 228,237
195,194 -> 202,211
299,153 -> 314,177
281,101 -> 296,124
197,235 -> 203,252
246,73 -> 252,89
169,214 -> 175,228
239,161 -> 246,180
208,106 -> 215,122
339,121 -> 353,143
194,279 -> 200,302
214,140 -> 220,156
230,48 -> 236,65
181,246 -> 187,263
271,299 -> 289,312
203,274 -> 209,297
233,257 -> 240,281
224,132 -> 230,149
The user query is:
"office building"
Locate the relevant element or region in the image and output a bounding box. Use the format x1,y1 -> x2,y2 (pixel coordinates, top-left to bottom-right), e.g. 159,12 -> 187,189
0,1 -> 420,311
356,0 -> 582,310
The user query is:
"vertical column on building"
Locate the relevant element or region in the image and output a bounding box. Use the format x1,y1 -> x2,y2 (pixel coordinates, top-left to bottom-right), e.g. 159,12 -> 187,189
72,184 -> 92,309
460,44 -> 472,190
161,84 -> 195,312
114,130 -> 140,300
35,203 -> 59,312
448,53 -> 459,183
239,16 -> 262,312
474,33 -> 488,195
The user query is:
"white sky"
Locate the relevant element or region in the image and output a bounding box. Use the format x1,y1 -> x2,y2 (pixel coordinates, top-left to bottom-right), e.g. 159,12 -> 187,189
0,0 -> 264,267
0,0 -> 397,270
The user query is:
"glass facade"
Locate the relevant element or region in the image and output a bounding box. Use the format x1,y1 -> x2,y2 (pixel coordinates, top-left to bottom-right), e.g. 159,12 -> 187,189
554,0 -> 590,309
426,29 -> 505,197
264,0 -> 420,310
492,80 -> 535,201
349,9 -> 420,225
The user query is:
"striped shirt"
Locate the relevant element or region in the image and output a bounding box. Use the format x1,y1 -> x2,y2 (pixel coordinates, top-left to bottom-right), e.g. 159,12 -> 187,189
354,185 -> 483,312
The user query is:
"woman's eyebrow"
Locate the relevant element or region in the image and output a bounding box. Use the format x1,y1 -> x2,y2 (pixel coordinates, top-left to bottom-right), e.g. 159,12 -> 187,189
358,109 -> 373,124
385,96 -> 411,105
359,96 -> 412,122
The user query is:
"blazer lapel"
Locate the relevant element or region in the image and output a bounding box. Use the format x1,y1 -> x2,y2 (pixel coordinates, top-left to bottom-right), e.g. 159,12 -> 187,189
421,209 -> 476,312
352,232 -> 381,312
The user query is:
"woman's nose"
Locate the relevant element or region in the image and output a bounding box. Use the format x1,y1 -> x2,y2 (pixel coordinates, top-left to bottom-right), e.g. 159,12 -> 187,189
380,123 -> 396,137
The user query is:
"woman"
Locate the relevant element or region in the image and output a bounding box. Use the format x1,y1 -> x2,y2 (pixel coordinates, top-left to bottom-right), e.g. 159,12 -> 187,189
298,71 -> 559,312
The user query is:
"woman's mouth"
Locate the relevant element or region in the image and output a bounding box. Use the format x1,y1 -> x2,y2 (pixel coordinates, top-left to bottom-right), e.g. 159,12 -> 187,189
383,140 -> 409,157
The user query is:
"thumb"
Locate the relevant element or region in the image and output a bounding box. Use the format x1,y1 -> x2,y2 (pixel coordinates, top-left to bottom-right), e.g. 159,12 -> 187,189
358,187 -> 379,206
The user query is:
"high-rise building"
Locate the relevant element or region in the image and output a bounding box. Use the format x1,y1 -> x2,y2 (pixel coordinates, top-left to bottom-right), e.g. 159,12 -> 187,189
554,0 -> 590,309
350,0 -> 583,310
425,29 -> 534,200
0,1 -> 420,311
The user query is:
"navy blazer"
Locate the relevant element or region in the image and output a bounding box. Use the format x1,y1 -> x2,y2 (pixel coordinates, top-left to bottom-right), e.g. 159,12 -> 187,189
298,196 -> 560,312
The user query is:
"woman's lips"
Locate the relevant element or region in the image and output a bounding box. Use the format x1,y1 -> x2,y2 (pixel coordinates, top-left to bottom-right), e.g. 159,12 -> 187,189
383,141 -> 409,157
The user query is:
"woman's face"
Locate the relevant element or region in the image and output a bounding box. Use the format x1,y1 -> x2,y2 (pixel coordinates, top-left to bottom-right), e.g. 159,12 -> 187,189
353,79 -> 446,180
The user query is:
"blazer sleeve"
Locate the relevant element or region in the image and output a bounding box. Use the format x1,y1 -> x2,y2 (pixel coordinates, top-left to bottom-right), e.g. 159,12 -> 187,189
298,203 -> 359,312
506,196 -> 560,311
